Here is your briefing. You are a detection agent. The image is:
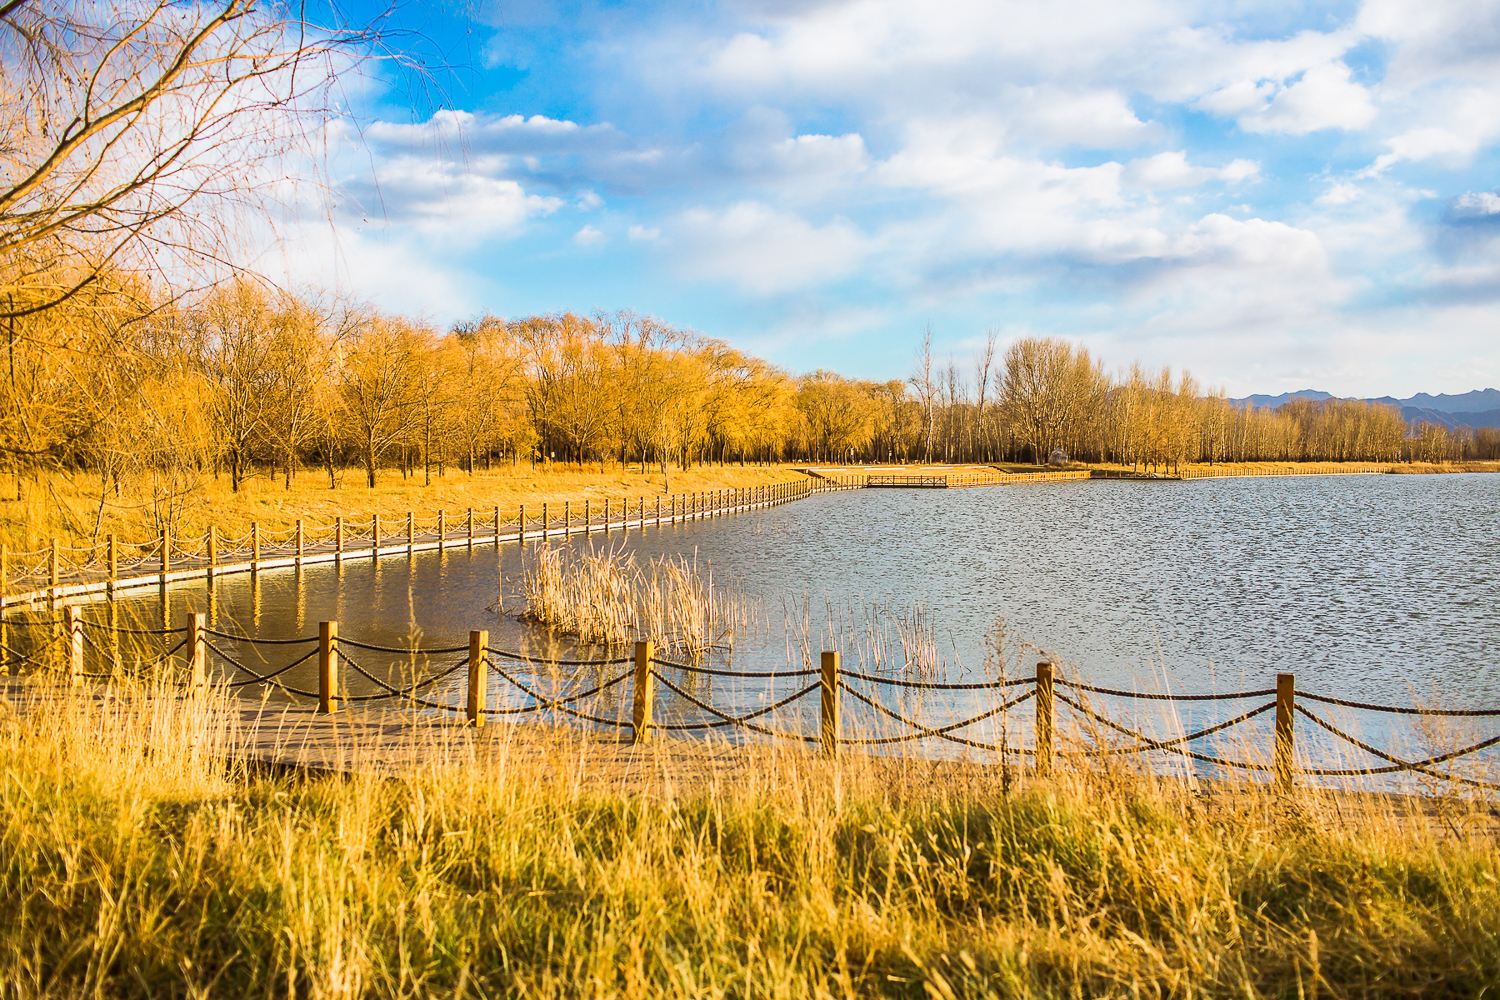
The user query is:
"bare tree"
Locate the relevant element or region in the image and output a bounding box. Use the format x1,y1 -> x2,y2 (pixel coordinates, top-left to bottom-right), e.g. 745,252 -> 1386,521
908,327 -> 936,464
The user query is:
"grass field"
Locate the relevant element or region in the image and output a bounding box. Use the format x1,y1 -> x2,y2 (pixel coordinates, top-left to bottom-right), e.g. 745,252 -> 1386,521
1,679 -> 1497,998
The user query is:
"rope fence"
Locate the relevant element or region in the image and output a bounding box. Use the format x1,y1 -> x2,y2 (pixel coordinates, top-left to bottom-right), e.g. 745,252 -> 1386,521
7,612 -> 1496,795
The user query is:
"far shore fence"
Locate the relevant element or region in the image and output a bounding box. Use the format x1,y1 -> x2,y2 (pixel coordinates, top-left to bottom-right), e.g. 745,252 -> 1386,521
4,609 -> 1497,795
0,479 -> 852,607
1180,462 -> 1394,479
0,470 -> 1100,607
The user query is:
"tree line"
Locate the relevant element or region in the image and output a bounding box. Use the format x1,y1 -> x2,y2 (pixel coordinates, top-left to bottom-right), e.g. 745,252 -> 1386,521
6,277 -> 1496,506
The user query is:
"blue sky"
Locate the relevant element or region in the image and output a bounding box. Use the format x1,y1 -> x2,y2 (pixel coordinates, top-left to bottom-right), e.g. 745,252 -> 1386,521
284,0 -> 1500,396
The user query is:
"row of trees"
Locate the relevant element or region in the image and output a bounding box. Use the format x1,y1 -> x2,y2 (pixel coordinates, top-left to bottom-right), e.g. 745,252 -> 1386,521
13,278 -> 1495,500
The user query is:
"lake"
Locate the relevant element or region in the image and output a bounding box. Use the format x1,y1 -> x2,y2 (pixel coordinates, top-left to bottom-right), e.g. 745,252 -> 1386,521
17,473 -> 1500,782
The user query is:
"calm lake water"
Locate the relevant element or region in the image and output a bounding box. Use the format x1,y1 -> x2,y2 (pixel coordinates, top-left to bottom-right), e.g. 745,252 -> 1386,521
23,473 -> 1500,779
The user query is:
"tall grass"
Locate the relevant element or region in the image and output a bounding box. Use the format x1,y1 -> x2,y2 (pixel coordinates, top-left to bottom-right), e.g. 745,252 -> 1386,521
521,544 -> 749,657
2,677 -> 1498,997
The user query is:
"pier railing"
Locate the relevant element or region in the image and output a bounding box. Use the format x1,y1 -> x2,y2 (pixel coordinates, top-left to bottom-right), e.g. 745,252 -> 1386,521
7,611 -> 1496,795
0,479 -> 866,606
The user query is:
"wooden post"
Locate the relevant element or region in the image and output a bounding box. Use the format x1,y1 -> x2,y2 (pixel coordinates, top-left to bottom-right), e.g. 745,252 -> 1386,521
0,547 -> 7,677
1035,661 -> 1055,776
251,522 -> 260,571
207,526 -> 218,578
604,498 -> 611,534
638,497 -> 644,531
318,620 -> 338,714
106,535 -> 117,594
1274,673 -> 1296,790
372,513 -> 381,557
65,605 -> 83,683
49,538 -> 59,598
493,505 -> 501,543
632,640 -> 654,745
467,629 -> 488,727
467,507 -> 475,548
564,501 -> 571,538
518,504 -> 526,544
188,612 -> 206,687
407,511 -> 415,554
437,510 -> 446,548
820,650 -> 841,756
584,499 -> 591,533
541,502 -> 549,540
160,529 -> 170,582
334,516 -> 344,562
295,520 -> 304,567
655,496 -> 662,526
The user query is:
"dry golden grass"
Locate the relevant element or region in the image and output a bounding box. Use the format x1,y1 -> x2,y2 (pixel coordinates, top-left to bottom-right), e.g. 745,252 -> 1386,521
521,544 -> 748,657
0,463 -> 805,553
1180,460 -> 1500,478
1,676 -> 1498,998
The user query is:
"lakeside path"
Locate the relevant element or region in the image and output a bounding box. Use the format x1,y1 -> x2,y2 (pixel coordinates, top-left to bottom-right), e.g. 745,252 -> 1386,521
6,675 -> 1493,838
0,674 -> 1022,800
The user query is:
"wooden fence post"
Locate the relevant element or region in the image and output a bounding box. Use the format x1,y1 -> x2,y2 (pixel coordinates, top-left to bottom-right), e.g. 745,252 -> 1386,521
251,522 -> 260,571
655,496 -> 662,526
820,650 -> 841,756
106,535 -> 117,594
1035,660 -> 1055,776
188,612 -> 206,687
604,498 -> 611,534
318,621 -> 338,714
49,538 -> 59,599
584,499 -> 591,533
564,501 -> 571,538
437,510 -> 446,547
493,505 -> 501,543
335,516 -> 344,562
467,628 -> 488,727
541,502 -> 549,540
295,520 -> 304,567
0,547 -> 7,676
65,605 -> 83,684
632,640 -> 654,745
407,511 -> 415,554
159,529 -> 170,583
638,497 -> 644,531
372,513 -> 381,558
518,504 -> 526,544
207,526 -> 218,578
1274,673 -> 1296,791
467,508 -> 475,548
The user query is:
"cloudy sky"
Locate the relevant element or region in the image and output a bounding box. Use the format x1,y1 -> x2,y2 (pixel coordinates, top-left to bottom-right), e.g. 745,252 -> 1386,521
285,0 -> 1500,396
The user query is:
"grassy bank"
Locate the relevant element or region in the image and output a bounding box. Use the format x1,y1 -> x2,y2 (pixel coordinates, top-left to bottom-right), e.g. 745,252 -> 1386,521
1180,459 -> 1500,478
0,464 -> 806,553
1,682 -> 1496,998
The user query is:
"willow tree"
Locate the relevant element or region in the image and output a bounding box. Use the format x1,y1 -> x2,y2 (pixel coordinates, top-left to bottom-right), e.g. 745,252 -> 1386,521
0,1 -> 384,478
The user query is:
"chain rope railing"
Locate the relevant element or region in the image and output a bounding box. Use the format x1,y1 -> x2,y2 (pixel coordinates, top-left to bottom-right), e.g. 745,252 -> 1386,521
7,611 -> 1496,795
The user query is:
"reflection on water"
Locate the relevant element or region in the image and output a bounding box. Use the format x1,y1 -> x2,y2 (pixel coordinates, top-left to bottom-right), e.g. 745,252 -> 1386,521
8,473 -> 1499,778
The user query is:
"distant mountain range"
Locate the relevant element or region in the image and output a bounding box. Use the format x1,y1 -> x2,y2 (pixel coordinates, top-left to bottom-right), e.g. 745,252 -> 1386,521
1233,388 -> 1500,430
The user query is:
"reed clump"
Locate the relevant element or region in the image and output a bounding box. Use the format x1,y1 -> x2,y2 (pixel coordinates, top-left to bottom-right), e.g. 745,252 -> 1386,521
521,544 -> 747,657
1,678 -> 1498,998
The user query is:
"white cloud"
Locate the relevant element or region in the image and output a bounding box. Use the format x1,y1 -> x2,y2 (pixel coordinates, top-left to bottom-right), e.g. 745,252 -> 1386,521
670,202 -> 870,294
1124,151 -> 1259,190
573,224 -> 607,247
1316,182 -> 1362,206
1230,62 -> 1377,135
627,224 -> 661,241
